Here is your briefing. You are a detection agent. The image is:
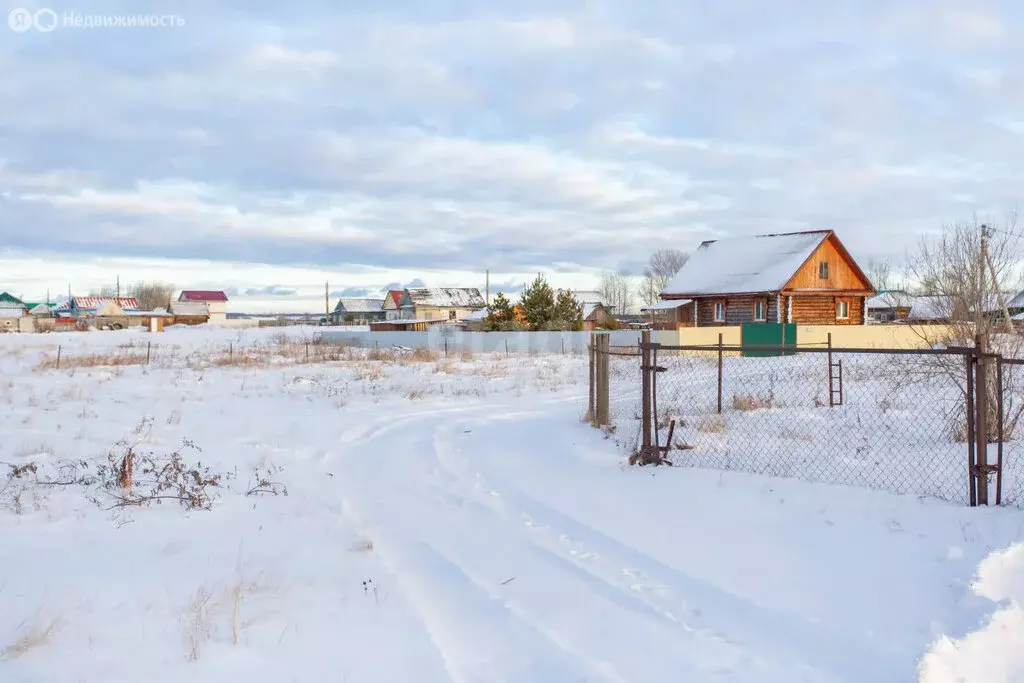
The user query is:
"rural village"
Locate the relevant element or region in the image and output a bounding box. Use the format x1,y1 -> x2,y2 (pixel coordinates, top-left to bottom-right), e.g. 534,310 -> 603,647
3,3 -> 1024,680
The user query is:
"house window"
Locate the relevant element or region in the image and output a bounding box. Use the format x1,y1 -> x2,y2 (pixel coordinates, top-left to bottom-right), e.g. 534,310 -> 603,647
753,299 -> 766,322
448,310 -> 457,320
836,299 -> 850,320
713,301 -> 726,323
818,261 -> 829,279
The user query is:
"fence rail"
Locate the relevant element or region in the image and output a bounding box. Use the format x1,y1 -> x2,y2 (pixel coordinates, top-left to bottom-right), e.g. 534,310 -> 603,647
587,332 -> 1024,509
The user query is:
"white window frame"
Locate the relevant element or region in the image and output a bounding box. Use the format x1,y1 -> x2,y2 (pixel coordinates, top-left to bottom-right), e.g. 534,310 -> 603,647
753,299 -> 766,322
836,299 -> 850,320
713,301 -> 726,323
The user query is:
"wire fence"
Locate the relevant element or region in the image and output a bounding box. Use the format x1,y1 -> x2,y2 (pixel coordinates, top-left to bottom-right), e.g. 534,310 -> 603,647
588,335 -> 1024,509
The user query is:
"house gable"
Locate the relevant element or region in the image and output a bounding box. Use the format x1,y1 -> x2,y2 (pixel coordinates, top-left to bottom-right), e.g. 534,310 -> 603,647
0,292 -> 25,306
781,232 -> 874,294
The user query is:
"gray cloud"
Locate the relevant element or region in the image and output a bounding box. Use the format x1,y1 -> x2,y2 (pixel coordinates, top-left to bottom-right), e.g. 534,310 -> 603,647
2,0 -> 1024,290
244,286 -> 297,296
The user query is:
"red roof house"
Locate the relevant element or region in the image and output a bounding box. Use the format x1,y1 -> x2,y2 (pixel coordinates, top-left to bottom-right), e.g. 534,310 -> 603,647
177,290 -> 228,321
178,290 -> 229,302
382,289 -> 407,320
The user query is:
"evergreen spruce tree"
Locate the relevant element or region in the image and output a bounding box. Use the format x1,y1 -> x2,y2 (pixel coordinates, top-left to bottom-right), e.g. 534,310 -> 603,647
519,274 -> 556,330
486,292 -> 514,330
553,289 -> 584,331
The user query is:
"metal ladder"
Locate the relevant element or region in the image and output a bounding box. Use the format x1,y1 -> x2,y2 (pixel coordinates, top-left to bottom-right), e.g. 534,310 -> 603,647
828,357 -> 844,407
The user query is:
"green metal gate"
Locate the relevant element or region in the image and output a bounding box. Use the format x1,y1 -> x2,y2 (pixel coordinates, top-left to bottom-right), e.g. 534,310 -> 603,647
740,322 -> 796,356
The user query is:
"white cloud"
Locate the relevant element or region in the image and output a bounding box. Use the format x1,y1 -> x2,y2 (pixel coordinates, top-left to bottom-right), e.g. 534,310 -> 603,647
1,1 -> 1023,308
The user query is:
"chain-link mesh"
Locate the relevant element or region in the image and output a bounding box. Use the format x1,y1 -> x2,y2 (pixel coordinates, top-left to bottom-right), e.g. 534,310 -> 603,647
592,343 -> 1024,509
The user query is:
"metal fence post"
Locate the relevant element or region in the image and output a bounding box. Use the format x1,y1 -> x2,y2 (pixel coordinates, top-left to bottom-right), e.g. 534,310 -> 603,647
147,341 -> 152,365
996,356 -> 1005,505
827,333 -> 834,407
717,333 -> 723,414
641,330 -> 652,455
975,334 -> 990,506
966,353 -> 977,507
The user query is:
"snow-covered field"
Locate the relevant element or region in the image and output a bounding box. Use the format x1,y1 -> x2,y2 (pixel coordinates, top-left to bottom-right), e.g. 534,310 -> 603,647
1,326 -> 1022,682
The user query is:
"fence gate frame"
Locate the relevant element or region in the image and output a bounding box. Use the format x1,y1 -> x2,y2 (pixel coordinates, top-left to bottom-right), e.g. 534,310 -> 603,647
622,336 -> 1012,508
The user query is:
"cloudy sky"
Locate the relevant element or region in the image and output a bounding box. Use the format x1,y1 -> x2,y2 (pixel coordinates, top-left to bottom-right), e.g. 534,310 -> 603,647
1,0 -> 1022,312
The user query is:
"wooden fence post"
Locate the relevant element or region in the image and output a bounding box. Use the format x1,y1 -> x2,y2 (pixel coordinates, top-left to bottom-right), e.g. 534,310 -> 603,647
596,334 -> 610,427
717,333 -> 723,414
56,344 -> 61,370
975,334 -> 989,505
147,341 -> 152,365
588,334 -> 596,424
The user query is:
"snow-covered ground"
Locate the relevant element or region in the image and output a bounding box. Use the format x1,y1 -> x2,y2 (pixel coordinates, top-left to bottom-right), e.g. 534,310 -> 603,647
0,326 -> 1021,682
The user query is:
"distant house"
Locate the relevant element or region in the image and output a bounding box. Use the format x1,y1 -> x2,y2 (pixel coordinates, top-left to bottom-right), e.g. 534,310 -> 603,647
59,297 -> 139,317
382,290 -> 409,321
582,302 -> 613,331
0,292 -> 27,318
330,298 -> 385,325
905,292 -> 1024,325
0,292 -> 27,330
866,290 -> 914,323
463,308 -> 490,331
401,288 -> 486,322
178,291 -> 229,323
25,302 -> 57,317
169,300 -> 210,325
659,230 -> 876,327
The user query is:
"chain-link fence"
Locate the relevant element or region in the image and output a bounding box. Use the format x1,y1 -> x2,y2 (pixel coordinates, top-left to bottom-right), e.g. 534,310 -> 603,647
587,334 -> 1024,509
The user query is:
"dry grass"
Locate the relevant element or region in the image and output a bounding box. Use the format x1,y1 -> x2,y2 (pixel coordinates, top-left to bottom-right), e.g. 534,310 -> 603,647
1,614 -> 62,660
35,351 -> 147,371
696,415 -> 727,434
183,586 -> 214,662
731,393 -> 775,411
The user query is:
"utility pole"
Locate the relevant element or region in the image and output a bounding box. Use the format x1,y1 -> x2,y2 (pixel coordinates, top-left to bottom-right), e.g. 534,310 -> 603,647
325,281 -> 330,324
978,224 -> 988,338
485,270 -> 490,306
980,224 -> 1014,332
116,274 -> 120,299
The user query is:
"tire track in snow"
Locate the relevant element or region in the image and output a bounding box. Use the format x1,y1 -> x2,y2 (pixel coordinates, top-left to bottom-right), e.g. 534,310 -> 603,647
331,401 -> 800,682
428,410 -> 909,683
336,423 -> 621,683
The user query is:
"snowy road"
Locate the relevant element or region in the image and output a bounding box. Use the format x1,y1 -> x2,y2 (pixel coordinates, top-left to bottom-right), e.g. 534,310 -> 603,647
328,396 -> 1011,683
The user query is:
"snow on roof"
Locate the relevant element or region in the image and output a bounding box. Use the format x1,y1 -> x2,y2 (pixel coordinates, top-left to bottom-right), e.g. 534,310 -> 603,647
866,291 -> 914,310
68,297 -> 139,310
641,299 -> 692,312
464,308 -> 489,321
907,296 -> 949,321
335,298 -> 384,313
405,288 -> 485,308
581,303 -> 600,320
661,231 -> 830,296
